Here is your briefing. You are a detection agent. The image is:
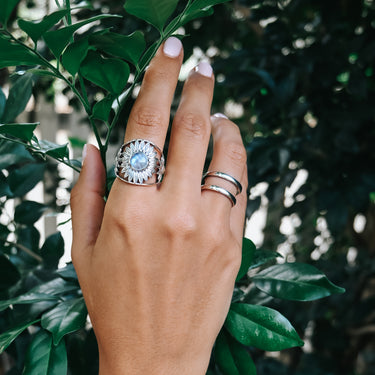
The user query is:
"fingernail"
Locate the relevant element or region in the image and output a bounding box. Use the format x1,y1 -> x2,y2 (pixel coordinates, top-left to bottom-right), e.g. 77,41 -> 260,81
212,113 -> 228,119
195,61 -> 213,78
82,144 -> 87,166
163,37 -> 182,58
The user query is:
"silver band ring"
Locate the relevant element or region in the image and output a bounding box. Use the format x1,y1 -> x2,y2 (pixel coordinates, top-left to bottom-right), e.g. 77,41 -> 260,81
201,184 -> 236,207
202,171 -> 242,195
115,139 -> 165,186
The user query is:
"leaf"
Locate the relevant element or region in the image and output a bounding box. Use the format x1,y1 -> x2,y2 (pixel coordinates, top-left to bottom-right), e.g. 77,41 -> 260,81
0,123 -> 38,141
37,139 -> 70,159
0,139 -> 34,169
0,254 -> 20,291
215,330 -> 256,375
236,238 -> 256,281
68,136 -> 86,149
0,172 -> 12,197
0,319 -> 40,354
89,31 -> 146,66
55,263 -> 78,282
0,0 -> 21,26
225,303 -> 304,351
2,72 -> 34,123
40,232 -> 65,269
0,292 -> 59,312
80,51 -> 130,95
8,163 -> 45,197
124,0 -> 179,31
92,95 -> 114,121
43,14 -> 121,58
30,277 -> 79,296
0,35 -> 46,68
14,200 -> 47,225
41,298 -> 87,345
18,9 -> 69,45
61,37 -> 90,76
0,88 -> 6,120
23,330 -> 67,375
252,263 -> 346,301
249,249 -> 281,270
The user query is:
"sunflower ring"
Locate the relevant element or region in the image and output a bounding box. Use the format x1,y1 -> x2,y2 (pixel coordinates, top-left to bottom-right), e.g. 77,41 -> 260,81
115,139 -> 165,186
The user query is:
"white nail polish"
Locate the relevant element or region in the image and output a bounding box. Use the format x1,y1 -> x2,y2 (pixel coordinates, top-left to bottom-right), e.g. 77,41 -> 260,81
163,37 -> 182,58
196,61 -> 213,78
212,113 -> 228,119
82,144 -> 87,166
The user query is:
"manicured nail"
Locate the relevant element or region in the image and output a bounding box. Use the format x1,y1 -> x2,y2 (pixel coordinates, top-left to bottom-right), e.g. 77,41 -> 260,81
163,37 -> 182,58
82,144 -> 87,166
195,61 -> 213,78
212,113 -> 228,119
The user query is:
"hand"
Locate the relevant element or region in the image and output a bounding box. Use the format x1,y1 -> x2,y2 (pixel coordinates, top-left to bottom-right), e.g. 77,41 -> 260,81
71,37 -> 248,375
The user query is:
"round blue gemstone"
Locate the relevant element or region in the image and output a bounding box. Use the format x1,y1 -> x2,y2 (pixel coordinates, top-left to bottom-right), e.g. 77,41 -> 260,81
130,152 -> 148,171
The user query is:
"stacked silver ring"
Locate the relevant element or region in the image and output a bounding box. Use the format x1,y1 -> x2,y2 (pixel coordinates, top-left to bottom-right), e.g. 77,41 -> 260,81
115,139 -> 165,185
201,171 -> 242,206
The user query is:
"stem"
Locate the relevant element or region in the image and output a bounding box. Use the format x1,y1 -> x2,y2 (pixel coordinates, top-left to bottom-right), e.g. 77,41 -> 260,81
0,238 -> 43,263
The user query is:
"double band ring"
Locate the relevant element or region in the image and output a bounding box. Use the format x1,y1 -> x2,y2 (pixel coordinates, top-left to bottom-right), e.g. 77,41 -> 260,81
201,171 -> 242,207
115,139 -> 165,185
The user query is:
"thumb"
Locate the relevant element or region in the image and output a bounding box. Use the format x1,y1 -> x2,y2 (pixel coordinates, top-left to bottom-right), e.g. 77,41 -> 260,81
71,144 -> 106,259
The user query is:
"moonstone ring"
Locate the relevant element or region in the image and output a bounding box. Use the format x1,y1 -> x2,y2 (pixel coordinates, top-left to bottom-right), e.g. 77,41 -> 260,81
115,139 -> 165,185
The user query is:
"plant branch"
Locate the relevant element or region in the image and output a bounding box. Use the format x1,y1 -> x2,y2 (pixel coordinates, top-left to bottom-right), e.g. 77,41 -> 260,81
0,238 -> 43,263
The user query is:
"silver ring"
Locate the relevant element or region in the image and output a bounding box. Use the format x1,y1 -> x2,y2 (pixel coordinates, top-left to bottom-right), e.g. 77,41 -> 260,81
202,171 -> 242,195
201,184 -> 236,206
115,139 -> 165,186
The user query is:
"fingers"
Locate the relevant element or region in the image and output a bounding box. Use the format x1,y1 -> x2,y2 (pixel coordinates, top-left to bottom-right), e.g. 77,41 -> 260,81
202,115 -> 248,215
163,62 -> 214,191
71,144 -> 106,260
124,37 -> 183,148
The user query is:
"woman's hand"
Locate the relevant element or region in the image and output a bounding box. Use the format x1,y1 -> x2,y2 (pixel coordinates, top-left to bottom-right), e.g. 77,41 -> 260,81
70,37 -> 248,375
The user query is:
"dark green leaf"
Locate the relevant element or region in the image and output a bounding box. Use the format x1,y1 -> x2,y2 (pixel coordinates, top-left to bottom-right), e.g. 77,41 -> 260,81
0,35 -> 46,68
43,14 -> 121,58
0,254 -> 20,291
23,330 -> 67,375
225,303 -> 304,351
37,140 -> 69,159
124,0 -> 179,31
0,0 -> 21,26
2,72 -> 34,123
92,95 -> 114,121
0,171 -> 12,197
249,249 -> 282,270
180,0 -> 231,25
80,51 -> 130,95
236,237 -> 256,281
14,200 -> 47,225
0,88 -> 6,119
55,263 -> 78,282
18,9 -> 69,45
30,277 -> 79,296
61,37 -> 90,76
0,319 -> 40,354
215,330 -> 256,375
27,69 -> 59,78
0,292 -> 59,312
0,139 -> 34,169
0,123 -> 38,141
252,263 -> 346,301
68,137 -> 86,149
41,297 -> 87,345
8,163 -> 45,197
89,31 -> 146,66
40,232 -> 64,269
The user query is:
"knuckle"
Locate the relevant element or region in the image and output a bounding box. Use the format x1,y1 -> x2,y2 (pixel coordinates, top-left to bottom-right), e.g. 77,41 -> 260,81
163,209 -> 198,238
176,112 -> 210,139
131,106 -> 165,132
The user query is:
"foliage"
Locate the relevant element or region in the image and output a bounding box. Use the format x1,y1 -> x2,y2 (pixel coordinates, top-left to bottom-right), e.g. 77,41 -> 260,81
0,0 -> 348,374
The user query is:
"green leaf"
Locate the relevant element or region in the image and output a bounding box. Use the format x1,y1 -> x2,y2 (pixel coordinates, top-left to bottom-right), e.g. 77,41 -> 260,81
0,319 -> 40,354
30,277 -> 79,296
89,31 -> 146,66
0,123 -> 38,141
41,298 -> 87,345
36,139 -> 70,159
2,72 -> 34,123
14,200 -> 47,225
68,136 -> 86,149
40,232 -> 65,269
61,37 -> 90,76
0,254 -> 20,291
0,0 -> 21,26
23,330 -> 67,375
236,238 -> 256,281
0,172 -> 12,197
92,95 -> 114,121
252,263 -> 346,301
0,88 -> 6,119
43,14 -> 121,58
215,330 -> 256,375
55,263 -> 78,282
80,51 -> 130,95
0,139 -> 34,169
8,163 -> 45,197
18,9 -> 69,45
124,0 -> 179,31
249,249 -> 281,270
0,35 -> 46,68
225,303 -> 304,351
0,292 -> 59,312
